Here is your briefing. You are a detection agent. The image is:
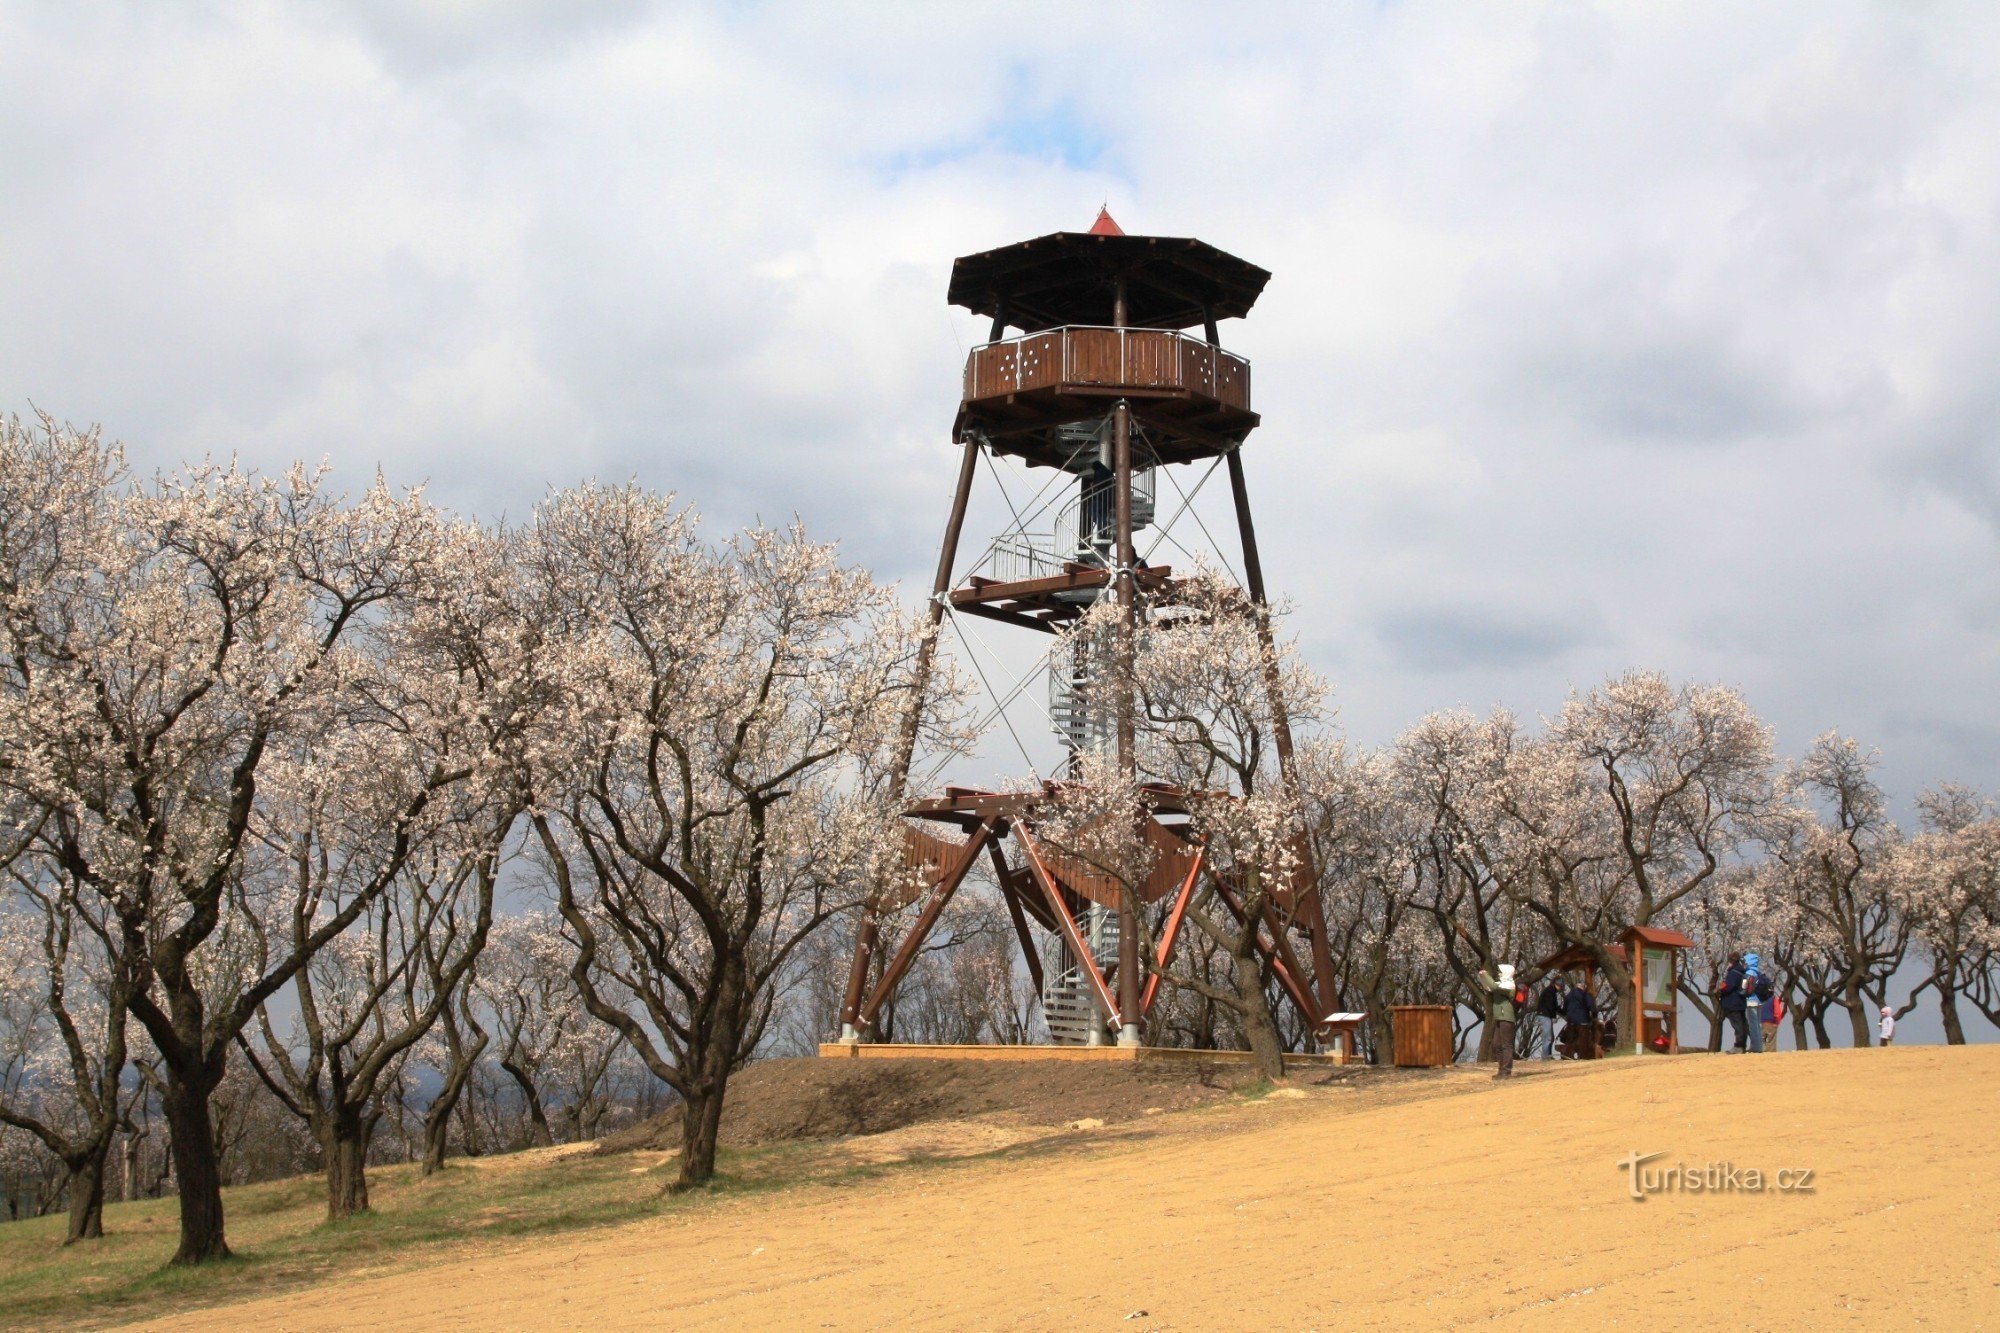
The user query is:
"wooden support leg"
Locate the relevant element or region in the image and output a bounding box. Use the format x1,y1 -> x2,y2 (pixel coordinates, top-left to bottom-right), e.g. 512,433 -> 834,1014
852,434 -> 981,1044
1258,898 -> 1325,1030
988,837 -> 1044,999
857,822 -> 994,1032
1226,446 -> 1339,1017
838,914 -> 878,1040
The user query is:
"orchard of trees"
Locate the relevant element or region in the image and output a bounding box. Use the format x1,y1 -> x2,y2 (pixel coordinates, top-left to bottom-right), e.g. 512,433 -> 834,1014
4,412 -> 1998,1263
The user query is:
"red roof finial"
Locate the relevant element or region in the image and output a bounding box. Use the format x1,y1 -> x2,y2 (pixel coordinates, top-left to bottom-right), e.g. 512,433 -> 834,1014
1088,206 -> 1125,237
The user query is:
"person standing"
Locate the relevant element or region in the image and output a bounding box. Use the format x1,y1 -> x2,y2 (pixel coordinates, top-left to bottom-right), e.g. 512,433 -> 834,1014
1719,953 -> 1749,1053
1534,978 -> 1563,1060
1745,968 -> 1766,1054
1879,1005 -> 1896,1046
1561,980 -> 1599,1058
1476,962 -> 1521,1079
1757,975 -> 1779,1052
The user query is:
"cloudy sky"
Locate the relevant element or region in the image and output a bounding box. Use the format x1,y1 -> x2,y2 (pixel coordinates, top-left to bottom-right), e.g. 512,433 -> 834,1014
6,1 -> 2000,808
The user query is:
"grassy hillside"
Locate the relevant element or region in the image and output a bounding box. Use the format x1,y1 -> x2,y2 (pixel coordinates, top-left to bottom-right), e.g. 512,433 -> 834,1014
0,1057 -> 1292,1329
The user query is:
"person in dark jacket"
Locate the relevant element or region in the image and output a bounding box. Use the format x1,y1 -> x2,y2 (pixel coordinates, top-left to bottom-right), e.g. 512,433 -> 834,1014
1719,954 -> 1749,1053
1533,979 -> 1564,1060
1561,983 -> 1598,1058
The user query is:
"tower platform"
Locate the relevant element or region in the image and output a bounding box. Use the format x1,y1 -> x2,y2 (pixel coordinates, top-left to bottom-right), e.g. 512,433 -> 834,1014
818,1042 -> 1355,1066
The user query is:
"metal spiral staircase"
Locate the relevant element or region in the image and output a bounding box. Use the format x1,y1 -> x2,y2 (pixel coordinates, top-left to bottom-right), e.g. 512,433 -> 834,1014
1037,467 -> 1153,1044
1040,904 -> 1122,1045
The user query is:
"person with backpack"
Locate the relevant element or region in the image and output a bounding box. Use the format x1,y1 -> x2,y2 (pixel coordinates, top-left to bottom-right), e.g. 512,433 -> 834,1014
1474,962 -> 1523,1079
1757,975 -> 1780,1052
1744,966 -> 1767,1053
1719,953 -> 1749,1053
1533,977 -> 1564,1060
1561,980 -> 1599,1058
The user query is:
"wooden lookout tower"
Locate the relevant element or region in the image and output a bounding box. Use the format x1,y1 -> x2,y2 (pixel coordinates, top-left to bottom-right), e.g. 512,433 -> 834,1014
837,212 -> 1343,1052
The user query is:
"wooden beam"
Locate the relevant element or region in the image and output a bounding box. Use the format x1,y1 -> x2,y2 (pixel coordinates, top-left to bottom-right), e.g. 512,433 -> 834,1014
1014,824 -> 1122,1032
1140,844 -> 1205,1018
1211,877 -> 1321,1033
857,821 -> 995,1029
950,600 -> 1059,634
988,839 -> 1045,998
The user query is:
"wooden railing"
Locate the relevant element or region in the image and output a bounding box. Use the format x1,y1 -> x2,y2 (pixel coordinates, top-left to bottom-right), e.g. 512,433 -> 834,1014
963,327 -> 1251,411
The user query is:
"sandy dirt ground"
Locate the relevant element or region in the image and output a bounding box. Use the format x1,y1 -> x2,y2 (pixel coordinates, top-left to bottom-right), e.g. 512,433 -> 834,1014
132,1045 -> 1999,1330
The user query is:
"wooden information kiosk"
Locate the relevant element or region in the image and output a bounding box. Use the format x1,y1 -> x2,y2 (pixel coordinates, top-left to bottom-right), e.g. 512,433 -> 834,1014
1535,925 -> 1694,1057
1621,924 -> 1694,1054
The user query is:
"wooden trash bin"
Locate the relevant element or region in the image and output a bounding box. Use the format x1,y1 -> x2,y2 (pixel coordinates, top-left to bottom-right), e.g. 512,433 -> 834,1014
1391,1005 -> 1454,1067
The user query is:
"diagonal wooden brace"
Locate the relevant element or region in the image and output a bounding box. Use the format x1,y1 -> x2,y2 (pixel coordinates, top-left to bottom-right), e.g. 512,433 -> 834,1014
1140,843 -> 1206,1018
987,835 -> 1044,998
857,820 -> 995,1031
1014,823 -> 1123,1031
1211,876 -> 1321,1032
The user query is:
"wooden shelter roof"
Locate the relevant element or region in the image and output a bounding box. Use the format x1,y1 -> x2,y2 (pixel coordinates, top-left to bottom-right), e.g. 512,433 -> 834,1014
1538,942 -> 1629,974
949,223 -> 1271,333
1622,924 -> 1696,949
1537,926 -> 1693,975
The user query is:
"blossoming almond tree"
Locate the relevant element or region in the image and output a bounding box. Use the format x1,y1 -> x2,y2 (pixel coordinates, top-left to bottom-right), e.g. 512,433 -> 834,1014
238,823 -> 510,1218
519,488 -> 948,1188
1297,740 -> 1437,1063
1534,670 -> 1775,1002
0,415 -> 520,1262
1039,573 -> 1325,1077
475,908 -> 622,1149
0,850 -> 137,1242
1390,710 -> 1540,1028
234,519 -> 530,1219
1765,734 -> 1907,1047
1896,786 -> 2000,1042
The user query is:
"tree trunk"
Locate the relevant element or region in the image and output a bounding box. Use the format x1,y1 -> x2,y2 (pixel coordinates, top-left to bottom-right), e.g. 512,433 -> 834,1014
457,1085 -> 482,1158
63,1149 -> 107,1243
122,1131 -> 142,1202
1809,1008 -> 1833,1049
1843,988 -> 1872,1047
160,1067 -> 231,1264
422,1061 -> 478,1175
1789,1011 -> 1810,1052
322,1114 -> 371,1220
501,1061 -> 554,1148
1939,985 -> 1966,1045
1233,951 -> 1285,1080
421,1099 -> 454,1176
1366,1010 -> 1393,1066
674,1083 -> 727,1190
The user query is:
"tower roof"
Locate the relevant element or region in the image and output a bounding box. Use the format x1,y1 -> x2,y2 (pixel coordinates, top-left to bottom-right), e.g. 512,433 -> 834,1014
949,220 -> 1269,333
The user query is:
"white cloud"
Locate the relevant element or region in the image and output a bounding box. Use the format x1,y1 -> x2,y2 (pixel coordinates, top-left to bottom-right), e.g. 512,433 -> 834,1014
5,0 -> 1999,804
